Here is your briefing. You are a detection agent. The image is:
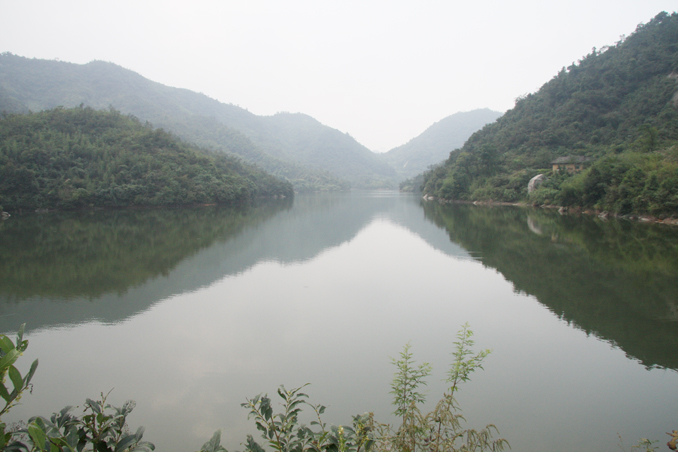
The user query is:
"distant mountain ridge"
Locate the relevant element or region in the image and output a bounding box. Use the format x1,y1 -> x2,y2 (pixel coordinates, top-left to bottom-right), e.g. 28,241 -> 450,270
380,108 -> 502,181
0,54 -> 395,190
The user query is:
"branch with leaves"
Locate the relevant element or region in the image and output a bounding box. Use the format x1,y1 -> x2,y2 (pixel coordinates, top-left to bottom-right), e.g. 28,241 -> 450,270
375,323 -> 508,452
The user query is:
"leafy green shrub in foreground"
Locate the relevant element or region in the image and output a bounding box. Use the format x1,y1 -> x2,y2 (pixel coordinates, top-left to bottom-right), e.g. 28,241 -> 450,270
240,324 -> 508,452
379,325 -> 507,452
0,325 -> 508,452
3,323 -> 668,451
0,324 -> 509,452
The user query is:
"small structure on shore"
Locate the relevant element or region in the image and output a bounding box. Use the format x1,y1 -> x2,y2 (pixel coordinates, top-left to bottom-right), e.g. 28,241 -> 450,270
551,156 -> 590,173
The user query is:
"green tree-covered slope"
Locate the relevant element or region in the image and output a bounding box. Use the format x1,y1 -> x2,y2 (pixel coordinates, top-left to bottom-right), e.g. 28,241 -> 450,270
0,54 -> 393,190
381,108 -> 502,182
422,12 -> 678,217
0,106 -> 293,211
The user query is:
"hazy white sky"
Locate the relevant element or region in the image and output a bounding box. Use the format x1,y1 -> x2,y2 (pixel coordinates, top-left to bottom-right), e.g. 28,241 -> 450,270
1,0 -> 676,152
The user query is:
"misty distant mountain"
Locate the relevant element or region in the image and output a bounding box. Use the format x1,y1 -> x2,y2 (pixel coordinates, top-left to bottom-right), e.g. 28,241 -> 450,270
380,109 -> 502,181
0,54 -> 395,190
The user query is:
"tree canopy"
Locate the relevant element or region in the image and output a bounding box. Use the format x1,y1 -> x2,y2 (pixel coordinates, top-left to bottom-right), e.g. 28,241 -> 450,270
0,106 -> 293,211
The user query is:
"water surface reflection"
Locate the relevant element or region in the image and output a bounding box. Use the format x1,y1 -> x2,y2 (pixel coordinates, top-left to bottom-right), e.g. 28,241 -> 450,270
1,193 -> 676,452
422,203 -> 678,370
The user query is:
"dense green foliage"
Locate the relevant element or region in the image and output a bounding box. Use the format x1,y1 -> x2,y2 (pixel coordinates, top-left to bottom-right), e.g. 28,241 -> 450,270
0,54 -> 393,191
0,325 -> 40,451
423,203 -> 678,370
529,150 -> 678,215
422,12 -> 678,217
0,326 -> 158,452
381,109 -> 501,183
0,107 -> 293,211
0,325 -> 38,421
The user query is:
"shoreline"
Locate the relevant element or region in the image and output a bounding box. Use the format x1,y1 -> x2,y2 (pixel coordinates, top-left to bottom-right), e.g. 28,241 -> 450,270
421,195 -> 678,226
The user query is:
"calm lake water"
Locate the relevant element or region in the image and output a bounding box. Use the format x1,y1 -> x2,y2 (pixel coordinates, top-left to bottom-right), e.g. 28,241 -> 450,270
1,191 -> 677,452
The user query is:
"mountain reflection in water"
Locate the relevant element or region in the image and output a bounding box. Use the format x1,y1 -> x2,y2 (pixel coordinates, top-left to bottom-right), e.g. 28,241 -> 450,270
423,202 -> 678,370
1,192 -> 676,452
0,192 -> 468,332
3,196 -> 676,371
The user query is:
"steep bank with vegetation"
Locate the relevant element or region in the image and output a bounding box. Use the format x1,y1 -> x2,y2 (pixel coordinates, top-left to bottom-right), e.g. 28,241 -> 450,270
0,106 -> 293,211
420,12 -> 678,218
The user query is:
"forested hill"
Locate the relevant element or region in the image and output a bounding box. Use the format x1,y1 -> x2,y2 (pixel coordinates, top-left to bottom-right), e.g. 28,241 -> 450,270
380,108 -> 502,182
0,107 -> 293,211
0,54 -> 394,190
421,12 -> 678,218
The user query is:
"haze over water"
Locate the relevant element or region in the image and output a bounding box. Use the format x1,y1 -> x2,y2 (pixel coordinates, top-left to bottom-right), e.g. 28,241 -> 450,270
1,191 -> 676,452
